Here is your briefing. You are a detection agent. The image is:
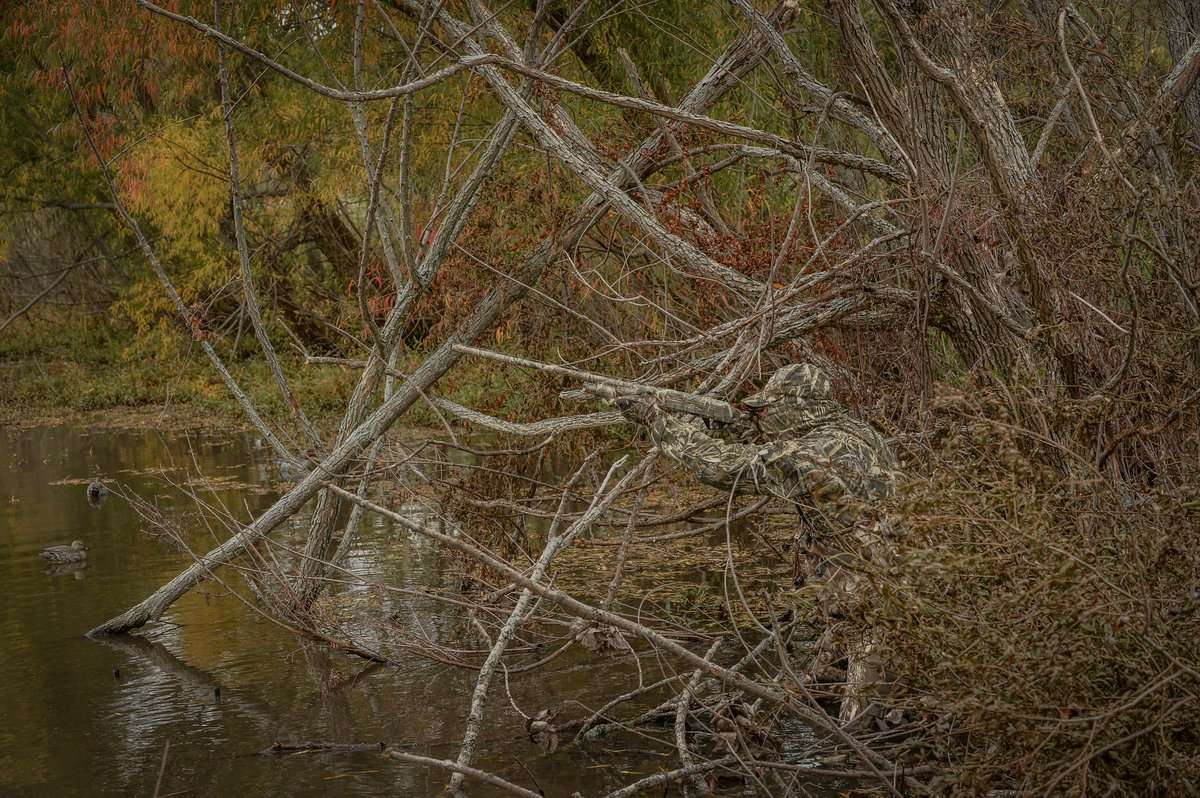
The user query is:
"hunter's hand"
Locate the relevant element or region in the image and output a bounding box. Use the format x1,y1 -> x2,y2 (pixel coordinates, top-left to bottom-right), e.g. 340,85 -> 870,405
615,395 -> 659,426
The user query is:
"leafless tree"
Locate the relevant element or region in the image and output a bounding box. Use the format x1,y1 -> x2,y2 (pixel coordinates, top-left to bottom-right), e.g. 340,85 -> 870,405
79,1 -> 1200,793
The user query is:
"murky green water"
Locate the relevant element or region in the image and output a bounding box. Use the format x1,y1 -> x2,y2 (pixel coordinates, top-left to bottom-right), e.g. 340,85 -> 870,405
0,424 -> 689,796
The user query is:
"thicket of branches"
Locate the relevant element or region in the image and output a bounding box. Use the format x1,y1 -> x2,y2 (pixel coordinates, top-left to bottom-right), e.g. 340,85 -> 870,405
3,0 -> 1199,794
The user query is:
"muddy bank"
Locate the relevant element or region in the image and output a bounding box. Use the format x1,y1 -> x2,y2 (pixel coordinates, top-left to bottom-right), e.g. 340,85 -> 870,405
0,402 -> 252,432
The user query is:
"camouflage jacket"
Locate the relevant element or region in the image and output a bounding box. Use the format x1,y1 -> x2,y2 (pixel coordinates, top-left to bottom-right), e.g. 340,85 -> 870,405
647,365 -> 899,532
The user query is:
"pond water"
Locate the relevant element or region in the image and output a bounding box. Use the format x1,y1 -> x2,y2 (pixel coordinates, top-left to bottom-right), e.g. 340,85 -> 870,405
0,423 -> 705,797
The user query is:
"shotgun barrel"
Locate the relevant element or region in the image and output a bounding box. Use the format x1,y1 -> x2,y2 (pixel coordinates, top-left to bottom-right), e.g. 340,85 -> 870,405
452,344 -> 743,424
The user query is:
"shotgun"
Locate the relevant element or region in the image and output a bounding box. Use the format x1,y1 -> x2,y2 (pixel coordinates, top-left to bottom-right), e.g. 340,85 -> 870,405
451,344 -> 745,424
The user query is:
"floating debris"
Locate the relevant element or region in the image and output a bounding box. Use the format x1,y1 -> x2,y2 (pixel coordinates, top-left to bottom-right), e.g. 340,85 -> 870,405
87,480 -> 108,507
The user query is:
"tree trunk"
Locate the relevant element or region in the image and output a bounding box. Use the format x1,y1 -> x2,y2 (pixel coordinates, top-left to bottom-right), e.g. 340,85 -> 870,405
1165,0 -> 1200,143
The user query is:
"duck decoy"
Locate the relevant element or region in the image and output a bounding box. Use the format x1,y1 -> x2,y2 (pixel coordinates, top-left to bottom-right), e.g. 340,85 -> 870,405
86,480 -> 108,507
39,540 -> 88,562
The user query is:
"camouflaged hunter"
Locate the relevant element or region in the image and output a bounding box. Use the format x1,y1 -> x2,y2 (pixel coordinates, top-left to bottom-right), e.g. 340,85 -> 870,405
618,364 -> 900,571
620,363 -> 902,722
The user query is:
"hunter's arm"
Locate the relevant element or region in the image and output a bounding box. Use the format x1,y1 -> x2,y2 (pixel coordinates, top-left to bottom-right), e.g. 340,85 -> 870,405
650,413 -> 769,495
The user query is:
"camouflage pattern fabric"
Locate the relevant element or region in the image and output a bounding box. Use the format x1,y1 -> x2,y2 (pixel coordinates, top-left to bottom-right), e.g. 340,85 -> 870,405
624,363 -> 902,722
646,364 -> 900,533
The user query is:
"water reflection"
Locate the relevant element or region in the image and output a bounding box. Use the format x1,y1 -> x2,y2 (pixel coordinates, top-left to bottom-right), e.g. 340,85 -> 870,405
43,560 -> 88,579
0,425 -> 674,796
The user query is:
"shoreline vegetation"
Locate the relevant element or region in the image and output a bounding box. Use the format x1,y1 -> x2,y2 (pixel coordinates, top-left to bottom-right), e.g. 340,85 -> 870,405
0,322 -> 558,432
6,315 -> 1197,795
3,0 -> 1199,793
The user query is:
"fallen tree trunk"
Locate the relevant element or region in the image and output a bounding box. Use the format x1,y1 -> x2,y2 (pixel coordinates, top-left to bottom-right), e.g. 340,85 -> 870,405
87,2 -> 796,636
87,238 -> 556,637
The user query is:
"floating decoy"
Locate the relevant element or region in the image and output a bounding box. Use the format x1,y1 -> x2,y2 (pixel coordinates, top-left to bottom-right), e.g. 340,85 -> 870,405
86,481 -> 108,507
39,540 -> 88,562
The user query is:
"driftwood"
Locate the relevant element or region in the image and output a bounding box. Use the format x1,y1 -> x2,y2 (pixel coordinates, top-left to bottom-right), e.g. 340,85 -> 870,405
261,741 -> 387,755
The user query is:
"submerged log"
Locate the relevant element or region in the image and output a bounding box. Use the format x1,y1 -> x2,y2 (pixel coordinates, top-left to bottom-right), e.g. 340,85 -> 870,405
261,741 -> 387,755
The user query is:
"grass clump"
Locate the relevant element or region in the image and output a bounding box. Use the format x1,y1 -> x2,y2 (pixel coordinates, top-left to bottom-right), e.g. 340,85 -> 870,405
843,388 -> 1200,795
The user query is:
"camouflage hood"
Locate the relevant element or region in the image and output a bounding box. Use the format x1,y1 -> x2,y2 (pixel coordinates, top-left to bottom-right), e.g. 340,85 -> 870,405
743,364 -> 833,406
743,364 -> 842,438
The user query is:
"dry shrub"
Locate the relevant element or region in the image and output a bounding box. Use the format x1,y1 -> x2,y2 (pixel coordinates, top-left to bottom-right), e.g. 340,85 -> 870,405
852,388 -> 1200,794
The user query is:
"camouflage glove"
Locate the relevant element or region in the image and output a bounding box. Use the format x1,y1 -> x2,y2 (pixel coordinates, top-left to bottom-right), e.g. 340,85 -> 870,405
614,394 -> 660,426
